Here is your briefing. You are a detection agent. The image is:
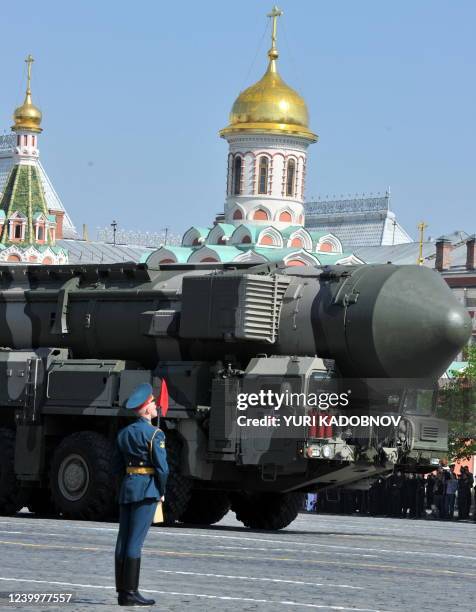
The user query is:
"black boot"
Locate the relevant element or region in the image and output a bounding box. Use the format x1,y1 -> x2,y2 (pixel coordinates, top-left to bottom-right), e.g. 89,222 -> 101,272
115,557 -> 124,592
118,557 -> 155,606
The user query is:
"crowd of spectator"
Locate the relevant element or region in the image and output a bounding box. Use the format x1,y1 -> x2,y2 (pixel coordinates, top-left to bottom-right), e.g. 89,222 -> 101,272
307,465 -> 476,520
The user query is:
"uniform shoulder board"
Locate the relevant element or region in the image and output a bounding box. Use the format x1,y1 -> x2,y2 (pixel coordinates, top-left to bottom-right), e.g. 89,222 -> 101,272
152,428 -> 165,448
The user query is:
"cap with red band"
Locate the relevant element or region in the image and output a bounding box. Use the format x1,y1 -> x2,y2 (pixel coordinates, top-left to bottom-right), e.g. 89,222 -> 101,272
125,381 -> 169,417
125,383 -> 154,410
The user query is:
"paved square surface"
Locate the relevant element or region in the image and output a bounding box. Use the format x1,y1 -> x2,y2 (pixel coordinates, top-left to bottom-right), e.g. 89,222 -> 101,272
0,511 -> 474,611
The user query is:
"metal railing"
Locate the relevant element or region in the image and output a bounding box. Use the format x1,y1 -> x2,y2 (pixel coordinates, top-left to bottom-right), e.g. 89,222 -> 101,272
95,226 -> 182,248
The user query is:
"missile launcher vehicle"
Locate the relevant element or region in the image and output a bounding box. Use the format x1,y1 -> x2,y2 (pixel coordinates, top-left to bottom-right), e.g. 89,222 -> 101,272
0,261 -> 471,528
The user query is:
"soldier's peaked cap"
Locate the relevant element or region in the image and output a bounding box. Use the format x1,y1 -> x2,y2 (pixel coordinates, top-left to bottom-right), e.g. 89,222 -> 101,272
125,383 -> 154,410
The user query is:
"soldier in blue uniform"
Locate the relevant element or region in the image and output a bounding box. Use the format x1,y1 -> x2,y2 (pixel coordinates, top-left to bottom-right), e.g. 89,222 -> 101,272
113,382 -> 169,606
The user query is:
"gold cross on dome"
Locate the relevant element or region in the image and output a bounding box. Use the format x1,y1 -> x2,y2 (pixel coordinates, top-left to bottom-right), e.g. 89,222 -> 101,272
25,54 -> 34,93
267,6 -> 283,51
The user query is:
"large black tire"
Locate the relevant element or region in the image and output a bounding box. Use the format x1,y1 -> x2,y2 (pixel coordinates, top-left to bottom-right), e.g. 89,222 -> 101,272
0,428 -> 23,516
50,431 -> 115,520
230,491 -> 305,530
27,488 -> 56,517
180,490 -> 230,525
162,432 -> 192,525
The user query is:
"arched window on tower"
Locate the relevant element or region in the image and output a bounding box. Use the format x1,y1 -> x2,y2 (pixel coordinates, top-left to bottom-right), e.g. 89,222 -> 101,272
253,209 -> 269,221
279,210 -> 292,223
286,159 -> 296,197
258,156 -> 269,195
233,156 -> 242,195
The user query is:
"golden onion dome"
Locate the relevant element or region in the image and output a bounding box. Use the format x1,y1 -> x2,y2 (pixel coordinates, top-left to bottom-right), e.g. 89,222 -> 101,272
12,55 -> 42,133
13,94 -> 42,133
220,7 -> 316,142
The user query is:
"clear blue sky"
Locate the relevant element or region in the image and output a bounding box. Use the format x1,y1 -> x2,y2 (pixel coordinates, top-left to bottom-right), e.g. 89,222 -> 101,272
1,0 -> 474,241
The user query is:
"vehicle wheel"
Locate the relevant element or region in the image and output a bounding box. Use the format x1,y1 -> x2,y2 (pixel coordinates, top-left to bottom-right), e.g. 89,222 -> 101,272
0,428 -> 23,516
162,432 -> 192,525
180,490 -> 230,525
50,431 -> 115,520
27,488 -> 56,517
230,491 -> 305,530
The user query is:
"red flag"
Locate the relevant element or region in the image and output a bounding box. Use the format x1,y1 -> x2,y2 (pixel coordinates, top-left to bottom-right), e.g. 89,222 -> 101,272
159,378 -> 169,417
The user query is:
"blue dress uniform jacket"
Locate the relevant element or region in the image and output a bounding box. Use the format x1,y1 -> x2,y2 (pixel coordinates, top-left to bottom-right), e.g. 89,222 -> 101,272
113,417 -> 169,504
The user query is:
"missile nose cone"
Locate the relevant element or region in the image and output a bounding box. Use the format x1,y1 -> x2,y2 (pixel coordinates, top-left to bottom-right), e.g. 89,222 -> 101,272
370,266 -> 472,378
444,307 -> 472,352
320,264 -> 473,378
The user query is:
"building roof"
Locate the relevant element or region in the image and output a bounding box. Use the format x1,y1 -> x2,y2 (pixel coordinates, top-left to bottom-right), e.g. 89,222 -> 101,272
304,194 -> 412,250
353,232 -> 474,270
230,224 -> 262,242
439,230 -> 471,243
354,242 -> 435,265
307,230 -> 331,241
212,223 -> 235,236
56,238 -> 153,264
199,245 -> 244,258
141,246 -> 192,263
279,225 -> 305,238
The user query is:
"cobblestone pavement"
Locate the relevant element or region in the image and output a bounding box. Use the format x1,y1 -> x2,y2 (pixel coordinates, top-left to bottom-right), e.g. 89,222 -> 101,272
0,510 -> 474,611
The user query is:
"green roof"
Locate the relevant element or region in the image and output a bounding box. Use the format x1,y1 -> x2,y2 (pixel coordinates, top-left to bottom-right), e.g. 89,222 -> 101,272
230,224 -> 261,243
183,226 -> 211,237
167,247 -> 194,262
314,252 -> 347,264
307,230 -> 331,241
205,223 -> 236,244
181,226 -> 212,246
0,164 -> 51,245
192,245 -> 243,260
250,247 -> 319,263
49,246 -> 68,255
319,251 -> 361,264
279,225 -> 306,239
37,245 -> 62,253
193,227 -> 211,235
140,251 -> 154,264
210,223 -> 235,237
142,246 -> 193,265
